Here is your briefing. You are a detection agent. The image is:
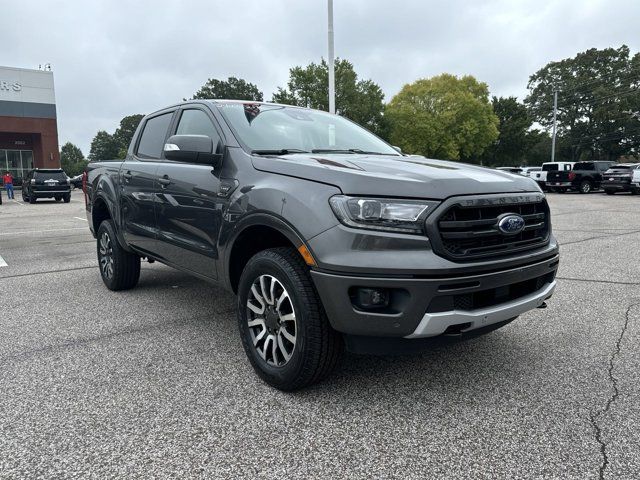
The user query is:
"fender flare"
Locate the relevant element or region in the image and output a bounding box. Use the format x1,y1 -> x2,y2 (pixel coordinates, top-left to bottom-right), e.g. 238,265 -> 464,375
221,212 -> 310,290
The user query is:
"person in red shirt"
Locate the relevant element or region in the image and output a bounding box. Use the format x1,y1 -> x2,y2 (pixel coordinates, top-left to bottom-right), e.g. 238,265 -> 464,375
2,172 -> 14,200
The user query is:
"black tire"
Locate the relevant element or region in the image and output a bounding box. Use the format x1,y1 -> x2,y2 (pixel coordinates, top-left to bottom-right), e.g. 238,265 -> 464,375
96,219 -> 140,291
55,195 -> 62,202
579,180 -> 592,194
605,190 -> 615,195
631,188 -> 639,195
63,193 -> 71,203
237,247 -> 343,391
29,195 -> 36,204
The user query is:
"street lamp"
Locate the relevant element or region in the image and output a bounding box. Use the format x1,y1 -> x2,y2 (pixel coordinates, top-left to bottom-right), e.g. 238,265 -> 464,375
328,0 -> 335,114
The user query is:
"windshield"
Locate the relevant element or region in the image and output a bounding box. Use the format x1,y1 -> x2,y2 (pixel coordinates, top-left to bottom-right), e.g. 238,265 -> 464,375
216,103 -> 399,156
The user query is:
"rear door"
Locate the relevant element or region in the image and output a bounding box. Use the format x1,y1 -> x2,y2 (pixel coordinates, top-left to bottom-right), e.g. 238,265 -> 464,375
120,110 -> 175,256
154,107 -> 225,279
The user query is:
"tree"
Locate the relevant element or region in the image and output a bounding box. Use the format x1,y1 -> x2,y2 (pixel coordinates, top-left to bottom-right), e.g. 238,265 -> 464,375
480,96 -> 532,166
272,58 -> 387,136
113,114 -> 144,157
190,77 -> 263,101
385,74 -> 499,161
525,45 -> 640,161
88,131 -> 120,161
60,142 -> 87,176
523,130 -> 554,165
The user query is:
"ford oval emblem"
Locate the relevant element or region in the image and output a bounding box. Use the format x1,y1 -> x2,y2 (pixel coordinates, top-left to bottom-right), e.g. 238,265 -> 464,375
498,214 -> 525,235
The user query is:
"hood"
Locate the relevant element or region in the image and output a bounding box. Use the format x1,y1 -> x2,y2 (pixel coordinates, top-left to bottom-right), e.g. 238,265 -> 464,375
251,153 -> 540,199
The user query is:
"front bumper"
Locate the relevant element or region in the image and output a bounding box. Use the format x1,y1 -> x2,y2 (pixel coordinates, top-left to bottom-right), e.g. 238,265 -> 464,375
311,254 -> 559,338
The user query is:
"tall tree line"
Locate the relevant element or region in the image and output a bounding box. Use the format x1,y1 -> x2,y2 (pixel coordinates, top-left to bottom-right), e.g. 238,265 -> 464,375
80,44 -> 639,166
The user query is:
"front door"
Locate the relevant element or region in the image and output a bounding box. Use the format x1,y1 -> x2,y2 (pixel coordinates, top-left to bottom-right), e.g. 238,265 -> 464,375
120,110 -> 175,256
155,107 -> 225,279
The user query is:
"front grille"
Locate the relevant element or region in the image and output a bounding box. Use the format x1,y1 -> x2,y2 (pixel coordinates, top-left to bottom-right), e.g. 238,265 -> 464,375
432,195 -> 550,261
426,271 -> 555,313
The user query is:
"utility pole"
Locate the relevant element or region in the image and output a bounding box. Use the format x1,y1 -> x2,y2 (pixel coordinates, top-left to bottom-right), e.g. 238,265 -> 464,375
327,0 -> 335,114
551,89 -> 558,162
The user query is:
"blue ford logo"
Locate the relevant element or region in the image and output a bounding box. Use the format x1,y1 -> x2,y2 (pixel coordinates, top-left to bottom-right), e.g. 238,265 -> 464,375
498,214 -> 525,235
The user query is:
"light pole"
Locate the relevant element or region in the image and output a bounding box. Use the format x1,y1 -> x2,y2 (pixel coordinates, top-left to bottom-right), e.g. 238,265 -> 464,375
328,0 -> 335,114
551,89 -> 558,162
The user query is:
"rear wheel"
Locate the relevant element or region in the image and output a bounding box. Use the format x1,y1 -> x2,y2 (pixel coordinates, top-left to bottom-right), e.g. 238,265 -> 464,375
631,188 -> 639,195
96,219 -> 140,291
54,195 -> 62,202
579,180 -> 593,194
605,190 -> 615,195
63,193 -> 71,203
237,247 -> 343,391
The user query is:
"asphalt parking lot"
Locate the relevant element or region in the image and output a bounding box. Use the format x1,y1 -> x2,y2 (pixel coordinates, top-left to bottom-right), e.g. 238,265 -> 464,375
0,189 -> 639,479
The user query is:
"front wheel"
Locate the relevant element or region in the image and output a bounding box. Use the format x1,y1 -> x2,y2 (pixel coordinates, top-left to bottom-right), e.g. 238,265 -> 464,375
63,193 -> 71,203
96,219 -> 140,291
237,247 -> 343,391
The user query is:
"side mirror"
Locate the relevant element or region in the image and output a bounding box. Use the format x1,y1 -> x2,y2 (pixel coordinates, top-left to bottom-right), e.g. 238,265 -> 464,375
392,145 -> 403,154
164,135 -> 222,165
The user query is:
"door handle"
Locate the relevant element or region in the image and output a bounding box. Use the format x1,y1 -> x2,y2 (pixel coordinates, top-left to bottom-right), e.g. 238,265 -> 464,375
123,171 -> 132,181
158,175 -> 171,188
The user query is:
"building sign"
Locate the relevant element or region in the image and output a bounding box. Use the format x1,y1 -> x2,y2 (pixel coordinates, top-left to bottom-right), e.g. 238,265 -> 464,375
0,81 -> 22,92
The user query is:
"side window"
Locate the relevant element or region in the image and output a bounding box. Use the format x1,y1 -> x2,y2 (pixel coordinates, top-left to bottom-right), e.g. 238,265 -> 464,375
175,109 -> 221,147
136,112 -> 173,159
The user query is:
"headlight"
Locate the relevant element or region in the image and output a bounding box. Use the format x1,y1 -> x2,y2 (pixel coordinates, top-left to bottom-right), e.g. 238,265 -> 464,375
329,195 -> 439,234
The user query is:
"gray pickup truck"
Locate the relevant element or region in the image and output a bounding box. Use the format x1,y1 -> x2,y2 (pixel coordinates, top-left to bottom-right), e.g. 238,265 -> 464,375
84,100 -> 559,390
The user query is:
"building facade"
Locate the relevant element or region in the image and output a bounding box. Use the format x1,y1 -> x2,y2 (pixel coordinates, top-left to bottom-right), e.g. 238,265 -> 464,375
0,66 -> 60,182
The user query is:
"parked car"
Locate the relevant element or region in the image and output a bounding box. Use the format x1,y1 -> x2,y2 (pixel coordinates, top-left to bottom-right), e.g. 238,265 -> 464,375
521,166 -> 541,178
70,174 -> 83,189
85,100 -> 559,390
532,162 -> 575,191
21,168 -> 72,203
495,166 -> 523,175
546,160 -> 615,193
601,164 -> 640,195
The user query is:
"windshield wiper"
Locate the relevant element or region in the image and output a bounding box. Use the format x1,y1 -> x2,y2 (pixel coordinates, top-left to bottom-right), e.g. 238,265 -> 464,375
311,148 -> 395,155
251,148 -> 309,155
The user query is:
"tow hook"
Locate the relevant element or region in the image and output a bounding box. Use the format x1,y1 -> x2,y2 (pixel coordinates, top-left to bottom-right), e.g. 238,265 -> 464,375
537,302 -> 547,309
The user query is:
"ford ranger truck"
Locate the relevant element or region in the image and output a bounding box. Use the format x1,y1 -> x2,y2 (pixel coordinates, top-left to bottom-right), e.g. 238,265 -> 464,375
84,100 -> 559,391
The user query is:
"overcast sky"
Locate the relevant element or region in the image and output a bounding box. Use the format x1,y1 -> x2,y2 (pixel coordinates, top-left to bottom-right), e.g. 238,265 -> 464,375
2,0 -> 639,154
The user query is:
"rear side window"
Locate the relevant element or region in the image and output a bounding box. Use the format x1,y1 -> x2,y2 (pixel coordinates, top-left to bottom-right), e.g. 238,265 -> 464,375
573,162 -> 594,171
176,109 -> 221,146
542,164 -> 558,171
137,112 -> 173,159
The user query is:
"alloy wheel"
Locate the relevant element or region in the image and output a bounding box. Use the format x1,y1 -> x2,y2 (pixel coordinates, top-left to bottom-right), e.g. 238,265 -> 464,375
246,274 -> 297,367
99,232 -> 114,279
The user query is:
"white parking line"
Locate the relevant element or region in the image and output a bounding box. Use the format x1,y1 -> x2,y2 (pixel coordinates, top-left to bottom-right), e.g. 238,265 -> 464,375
74,217 -> 88,221
0,227 -> 87,236
12,199 -> 25,206
0,255 -> 7,267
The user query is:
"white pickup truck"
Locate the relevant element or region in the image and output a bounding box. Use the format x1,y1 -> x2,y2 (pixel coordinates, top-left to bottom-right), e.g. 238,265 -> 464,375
532,162 -> 575,191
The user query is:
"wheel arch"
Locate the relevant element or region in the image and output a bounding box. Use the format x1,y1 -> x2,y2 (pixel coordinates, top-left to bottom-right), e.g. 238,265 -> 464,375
225,214 -> 312,294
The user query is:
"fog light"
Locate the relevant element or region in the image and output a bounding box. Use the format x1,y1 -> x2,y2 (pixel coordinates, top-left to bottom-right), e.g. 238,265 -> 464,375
355,287 -> 390,310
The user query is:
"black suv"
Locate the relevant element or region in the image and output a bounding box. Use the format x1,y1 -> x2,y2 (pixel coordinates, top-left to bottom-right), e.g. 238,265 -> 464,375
601,164 -> 640,195
85,100 -> 559,390
22,169 -> 72,203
